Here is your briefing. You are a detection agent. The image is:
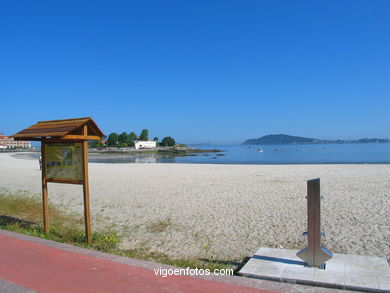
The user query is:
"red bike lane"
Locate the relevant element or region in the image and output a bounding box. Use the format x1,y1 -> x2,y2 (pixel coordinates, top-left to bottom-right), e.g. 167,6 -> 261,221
0,233 -> 275,293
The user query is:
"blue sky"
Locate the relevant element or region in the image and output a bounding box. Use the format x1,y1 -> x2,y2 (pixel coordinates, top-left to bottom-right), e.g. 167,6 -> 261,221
1,0 -> 389,144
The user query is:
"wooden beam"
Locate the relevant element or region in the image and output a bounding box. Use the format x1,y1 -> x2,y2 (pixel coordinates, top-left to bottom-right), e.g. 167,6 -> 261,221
17,126 -> 79,133
45,178 -> 83,185
13,137 -> 42,141
62,135 -> 101,140
32,121 -> 87,129
41,142 -> 49,233
42,138 -> 83,143
37,117 -> 91,124
14,131 -> 68,138
82,124 -> 92,245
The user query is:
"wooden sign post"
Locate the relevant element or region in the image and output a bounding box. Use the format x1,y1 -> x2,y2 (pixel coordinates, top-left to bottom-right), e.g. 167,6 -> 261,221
12,118 -> 104,245
82,124 -> 92,243
296,178 -> 333,268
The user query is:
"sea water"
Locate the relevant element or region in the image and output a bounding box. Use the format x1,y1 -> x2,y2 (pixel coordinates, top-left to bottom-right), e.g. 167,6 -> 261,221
88,143 -> 390,164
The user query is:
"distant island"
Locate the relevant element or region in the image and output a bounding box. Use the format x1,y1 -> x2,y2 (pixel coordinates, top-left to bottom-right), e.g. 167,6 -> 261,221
241,134 -> 390,145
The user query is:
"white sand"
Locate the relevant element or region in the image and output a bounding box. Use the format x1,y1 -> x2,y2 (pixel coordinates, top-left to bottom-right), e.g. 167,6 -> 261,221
0,153 -> 389,262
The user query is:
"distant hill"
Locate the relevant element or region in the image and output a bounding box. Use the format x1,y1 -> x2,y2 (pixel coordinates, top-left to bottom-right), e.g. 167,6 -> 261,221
242,134 -> 318,145
241,134 -> 389,145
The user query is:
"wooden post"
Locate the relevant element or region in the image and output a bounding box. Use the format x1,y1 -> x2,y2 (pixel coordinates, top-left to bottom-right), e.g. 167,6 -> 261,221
82,125 -> 92,245
296,178 -> 333,267
41,140 -> 49,233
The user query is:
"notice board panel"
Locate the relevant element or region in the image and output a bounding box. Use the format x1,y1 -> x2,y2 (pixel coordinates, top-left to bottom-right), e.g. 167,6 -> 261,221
45,143 -> 83,180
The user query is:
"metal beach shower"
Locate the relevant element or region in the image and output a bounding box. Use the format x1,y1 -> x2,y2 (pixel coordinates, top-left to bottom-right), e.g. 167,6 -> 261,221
296,178 -> 333,268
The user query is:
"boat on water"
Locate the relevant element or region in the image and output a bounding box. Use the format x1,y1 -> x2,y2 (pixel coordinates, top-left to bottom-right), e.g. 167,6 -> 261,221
257,148 -> 264,152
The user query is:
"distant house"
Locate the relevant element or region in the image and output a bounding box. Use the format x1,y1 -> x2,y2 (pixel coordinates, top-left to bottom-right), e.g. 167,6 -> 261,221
0,134 -> 30,148
135,140 -> 156,150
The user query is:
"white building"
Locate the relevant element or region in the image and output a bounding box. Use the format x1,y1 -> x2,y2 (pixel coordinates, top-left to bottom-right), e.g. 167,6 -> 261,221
0,134 -> 31,148
135,140 -> 156,150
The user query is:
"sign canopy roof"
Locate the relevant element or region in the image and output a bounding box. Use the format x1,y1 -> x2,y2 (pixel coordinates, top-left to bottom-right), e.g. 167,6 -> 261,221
12,117 -> 104,141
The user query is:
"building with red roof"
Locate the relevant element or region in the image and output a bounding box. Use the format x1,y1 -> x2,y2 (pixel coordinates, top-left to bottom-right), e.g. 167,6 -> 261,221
0,133 -> 31,149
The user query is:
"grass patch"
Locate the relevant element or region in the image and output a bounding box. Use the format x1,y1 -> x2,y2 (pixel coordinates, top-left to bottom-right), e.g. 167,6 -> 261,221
0,192 -> 234,271
0,193 -> 120,250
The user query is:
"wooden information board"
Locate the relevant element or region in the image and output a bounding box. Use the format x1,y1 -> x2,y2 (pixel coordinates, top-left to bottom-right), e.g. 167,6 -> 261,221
12,118 -> 104,245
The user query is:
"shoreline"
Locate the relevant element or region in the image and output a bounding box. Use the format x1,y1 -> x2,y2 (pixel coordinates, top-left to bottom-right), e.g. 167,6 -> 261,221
10,151 -> 390,165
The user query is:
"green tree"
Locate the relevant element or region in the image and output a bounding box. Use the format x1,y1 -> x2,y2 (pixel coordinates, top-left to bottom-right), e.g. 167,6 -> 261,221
153,137 -> 158,142
118,132 -> 129,147
139,129 -> 149,141
101,135 -> 107,147
89,140 -> 103,148
128,132 -> 137,146
161,137 -> 176,147
107,132 -> 119,146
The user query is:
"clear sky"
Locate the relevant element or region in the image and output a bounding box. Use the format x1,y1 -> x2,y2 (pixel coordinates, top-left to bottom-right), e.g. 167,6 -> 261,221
1,1 -> 389,144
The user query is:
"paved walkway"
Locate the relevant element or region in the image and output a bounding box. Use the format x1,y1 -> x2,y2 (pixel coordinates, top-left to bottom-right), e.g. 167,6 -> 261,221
0,230 -> 352,293
0,231 -> 273,293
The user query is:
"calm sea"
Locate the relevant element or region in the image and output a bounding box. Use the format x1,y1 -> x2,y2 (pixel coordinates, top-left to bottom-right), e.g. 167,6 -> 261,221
88,143 -> 390,164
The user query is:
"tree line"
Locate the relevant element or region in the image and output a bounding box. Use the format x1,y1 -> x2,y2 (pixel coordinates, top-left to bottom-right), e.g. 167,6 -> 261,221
89,129 -> 176,148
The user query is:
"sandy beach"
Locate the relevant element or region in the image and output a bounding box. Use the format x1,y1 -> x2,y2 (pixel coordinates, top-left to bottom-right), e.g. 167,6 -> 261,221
0,152 -> 389,263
